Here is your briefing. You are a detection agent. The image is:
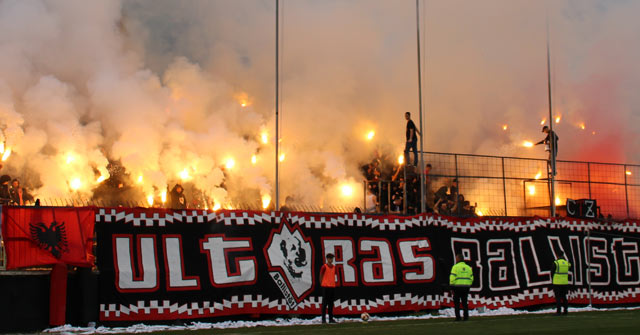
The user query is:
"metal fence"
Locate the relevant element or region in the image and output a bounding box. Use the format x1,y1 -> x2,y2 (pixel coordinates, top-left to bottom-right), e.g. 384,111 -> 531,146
419,151 -> 640,219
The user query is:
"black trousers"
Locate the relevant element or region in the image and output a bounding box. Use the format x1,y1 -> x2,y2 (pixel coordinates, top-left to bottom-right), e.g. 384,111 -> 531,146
553,285 -> 568,314
321,287 -> 335,322
452,287 -> 470,320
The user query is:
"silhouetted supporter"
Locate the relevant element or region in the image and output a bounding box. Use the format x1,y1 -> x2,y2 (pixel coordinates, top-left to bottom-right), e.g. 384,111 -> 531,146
404,112 -> 421,166
0,174 -> 12,204
435,179 -> 458,204
365,189 -> 378,213
169,184 -> 187,209
9,178 -> 32,205
536,125 -> 559,175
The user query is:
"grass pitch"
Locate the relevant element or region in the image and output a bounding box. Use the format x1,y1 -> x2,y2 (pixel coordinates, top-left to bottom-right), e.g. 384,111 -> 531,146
153,309 -> 640,335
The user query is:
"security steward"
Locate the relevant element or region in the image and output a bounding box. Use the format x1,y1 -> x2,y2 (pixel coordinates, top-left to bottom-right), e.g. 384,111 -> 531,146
552,253 -> 572,315
450,253 -> 474,321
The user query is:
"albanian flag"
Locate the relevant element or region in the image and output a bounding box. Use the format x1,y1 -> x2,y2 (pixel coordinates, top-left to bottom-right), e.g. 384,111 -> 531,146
1,206 -> 95,269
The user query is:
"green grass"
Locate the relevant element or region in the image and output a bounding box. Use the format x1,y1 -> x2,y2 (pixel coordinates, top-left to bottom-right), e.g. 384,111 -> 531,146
152,310 -> 640,335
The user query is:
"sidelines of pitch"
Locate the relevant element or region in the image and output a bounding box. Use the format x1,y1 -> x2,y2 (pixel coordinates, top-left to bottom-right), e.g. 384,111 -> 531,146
43,306 -> 640,334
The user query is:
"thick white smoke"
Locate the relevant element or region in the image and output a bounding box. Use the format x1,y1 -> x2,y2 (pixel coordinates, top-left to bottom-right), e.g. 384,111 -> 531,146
0,0 -> 638,210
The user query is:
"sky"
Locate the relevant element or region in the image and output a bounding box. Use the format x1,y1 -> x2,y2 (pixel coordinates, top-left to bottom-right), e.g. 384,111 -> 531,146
0,0 -> 638,207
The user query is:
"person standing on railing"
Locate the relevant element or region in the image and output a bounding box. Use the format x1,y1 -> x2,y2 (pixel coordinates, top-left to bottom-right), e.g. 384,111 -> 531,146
404,112 -> 421,167
536,126 -> 559,175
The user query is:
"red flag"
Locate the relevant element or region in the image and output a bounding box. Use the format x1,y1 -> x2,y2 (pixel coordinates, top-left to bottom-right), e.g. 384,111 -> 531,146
1,207 -> 95,269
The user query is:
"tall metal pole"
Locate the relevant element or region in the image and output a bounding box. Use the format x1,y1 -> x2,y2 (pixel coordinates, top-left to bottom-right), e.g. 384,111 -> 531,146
546,16 -> 556,217
416,0 -> 426,213
275,0 -> 280,211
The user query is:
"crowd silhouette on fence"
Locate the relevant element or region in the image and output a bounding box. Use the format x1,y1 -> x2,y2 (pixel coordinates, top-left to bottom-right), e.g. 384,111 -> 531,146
0,173 -> 34,206
360,152 -> 478,217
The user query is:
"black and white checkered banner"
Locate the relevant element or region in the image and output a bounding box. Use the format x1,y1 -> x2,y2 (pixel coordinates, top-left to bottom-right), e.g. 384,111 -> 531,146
96,208 -> 640,321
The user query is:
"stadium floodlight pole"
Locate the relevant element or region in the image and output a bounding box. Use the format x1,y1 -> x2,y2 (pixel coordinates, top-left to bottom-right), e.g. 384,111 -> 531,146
275,0 -> 280,211
416,0 -> 426,213
546,14 -> 556,218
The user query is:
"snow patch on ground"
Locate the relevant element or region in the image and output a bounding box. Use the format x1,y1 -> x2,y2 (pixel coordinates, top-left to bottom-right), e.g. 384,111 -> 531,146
44,306 -> 640,334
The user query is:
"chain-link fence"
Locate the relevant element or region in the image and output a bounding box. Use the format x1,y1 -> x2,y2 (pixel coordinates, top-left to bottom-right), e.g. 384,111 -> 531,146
421,152 -> 639,219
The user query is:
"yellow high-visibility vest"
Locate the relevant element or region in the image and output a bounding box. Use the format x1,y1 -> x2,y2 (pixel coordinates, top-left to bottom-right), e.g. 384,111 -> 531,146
450,261 -> 473,287
553,259 -> 571,285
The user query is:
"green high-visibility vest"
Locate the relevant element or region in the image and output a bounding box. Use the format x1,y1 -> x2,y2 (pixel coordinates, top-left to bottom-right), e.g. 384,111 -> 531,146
553,258 -> 571,285
450,261 -> 474,287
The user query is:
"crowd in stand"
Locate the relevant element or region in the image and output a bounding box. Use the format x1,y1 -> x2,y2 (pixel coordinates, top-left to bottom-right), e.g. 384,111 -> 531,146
0,174 -> 34,206
361,153 -> 478,217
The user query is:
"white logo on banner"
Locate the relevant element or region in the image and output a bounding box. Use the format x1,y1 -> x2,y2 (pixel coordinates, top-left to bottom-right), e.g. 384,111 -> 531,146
265,223 -> 313,309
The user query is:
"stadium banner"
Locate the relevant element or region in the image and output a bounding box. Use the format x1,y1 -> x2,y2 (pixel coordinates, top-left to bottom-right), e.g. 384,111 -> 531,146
1,206 -> 96,269
95,208 -> 640,321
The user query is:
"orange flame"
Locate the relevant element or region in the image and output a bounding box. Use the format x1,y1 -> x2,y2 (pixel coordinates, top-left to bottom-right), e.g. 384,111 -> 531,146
234,92 -> 251,107
366,130 -> 375,141
341,184 -> 354,197
1,148 -> 11,162
225,157 -> 235,169
70,178 -> 82,191
262,194 -> 271,209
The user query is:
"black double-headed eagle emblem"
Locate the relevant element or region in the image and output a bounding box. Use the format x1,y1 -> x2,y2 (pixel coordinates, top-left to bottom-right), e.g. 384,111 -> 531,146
29,221 -> 69,258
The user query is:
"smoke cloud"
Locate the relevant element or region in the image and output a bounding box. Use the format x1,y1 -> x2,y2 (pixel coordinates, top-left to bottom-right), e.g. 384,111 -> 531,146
0,0 -> 638,209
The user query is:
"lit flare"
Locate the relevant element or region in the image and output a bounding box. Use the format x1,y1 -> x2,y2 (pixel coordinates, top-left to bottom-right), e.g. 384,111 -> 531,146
366,130 -> 375,141
341,184 -> 354,197
262,194 -> 271,209
225,157 -> 236,169
70,178 -> 82,191
1,148 -> 11,161
179,168 -> 190,181
523,141 -> 534,148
